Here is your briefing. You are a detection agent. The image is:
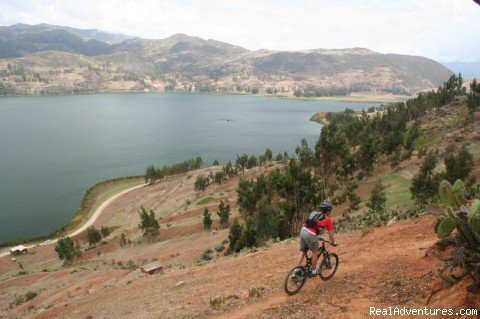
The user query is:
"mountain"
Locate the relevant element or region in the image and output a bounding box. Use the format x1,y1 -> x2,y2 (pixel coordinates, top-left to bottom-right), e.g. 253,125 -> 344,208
0,24 -> 453,96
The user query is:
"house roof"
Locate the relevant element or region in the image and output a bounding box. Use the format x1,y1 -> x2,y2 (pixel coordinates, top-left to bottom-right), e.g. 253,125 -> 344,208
10,245 -> 27,252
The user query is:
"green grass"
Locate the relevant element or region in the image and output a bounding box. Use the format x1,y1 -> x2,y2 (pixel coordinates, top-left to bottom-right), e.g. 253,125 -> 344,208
413,135 -> 435,149
196,196 -> 216,206
381,174 -> 414,209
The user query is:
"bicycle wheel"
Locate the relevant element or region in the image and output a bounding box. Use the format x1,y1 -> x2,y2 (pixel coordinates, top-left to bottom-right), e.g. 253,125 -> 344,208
319,253 -> 339,280
284,266 -> 307,295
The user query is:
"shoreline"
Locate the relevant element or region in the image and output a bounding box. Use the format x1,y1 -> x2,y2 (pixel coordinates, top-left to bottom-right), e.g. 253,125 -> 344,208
0,182 -> 145,257
0,176 -> 144,248
0,90 -> 412,104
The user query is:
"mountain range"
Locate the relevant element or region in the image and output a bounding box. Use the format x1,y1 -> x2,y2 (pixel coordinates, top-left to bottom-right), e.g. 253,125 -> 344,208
0,24 -> 453,96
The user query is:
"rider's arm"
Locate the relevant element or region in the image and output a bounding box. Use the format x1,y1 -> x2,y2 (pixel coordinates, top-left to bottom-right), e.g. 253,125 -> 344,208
328,230 -> 335,244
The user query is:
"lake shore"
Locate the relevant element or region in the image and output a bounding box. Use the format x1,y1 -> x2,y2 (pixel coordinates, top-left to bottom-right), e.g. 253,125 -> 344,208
1,89 -> 412,104
0,176 -> 145,249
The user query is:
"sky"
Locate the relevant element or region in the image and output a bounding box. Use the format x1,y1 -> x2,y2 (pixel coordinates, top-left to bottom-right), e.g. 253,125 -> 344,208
1,0 -> 479,63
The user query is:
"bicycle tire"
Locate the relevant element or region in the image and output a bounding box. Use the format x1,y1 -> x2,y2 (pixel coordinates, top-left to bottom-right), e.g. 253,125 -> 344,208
284,266 -> 307,295
319,253 -> 339,280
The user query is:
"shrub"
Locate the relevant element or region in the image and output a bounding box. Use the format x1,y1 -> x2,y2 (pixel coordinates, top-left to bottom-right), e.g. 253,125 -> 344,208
201,250 -> 213,261
25,291 -> 37,301
215,245 -> 225,253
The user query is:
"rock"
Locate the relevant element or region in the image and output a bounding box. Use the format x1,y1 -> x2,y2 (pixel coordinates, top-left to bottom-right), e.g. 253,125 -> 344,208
88,289 -> 95,294
37,308 -> 45,314
175,280 -> 186,287
387,217 -> 398,226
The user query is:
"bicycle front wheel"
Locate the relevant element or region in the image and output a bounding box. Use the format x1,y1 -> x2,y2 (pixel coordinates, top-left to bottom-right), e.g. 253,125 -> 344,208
284,266 -> 307,295
319,253 -> 339,280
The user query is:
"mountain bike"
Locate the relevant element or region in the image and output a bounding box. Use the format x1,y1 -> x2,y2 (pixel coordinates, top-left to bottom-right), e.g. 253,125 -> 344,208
284,238 -> 339,295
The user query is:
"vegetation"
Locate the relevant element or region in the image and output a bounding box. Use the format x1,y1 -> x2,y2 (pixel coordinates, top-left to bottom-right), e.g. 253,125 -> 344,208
194,175 -> 210,192
100,226 -> 110,237
87,227 -> 102,246
203,207 -> 212,230
226,74 -> 478,251
145,157 -> 203,185
467,79 -> 480,113
138,206 -> 160,241
55,237 -> 82,263
217,201 -> 231,228
201,248 -> 214,261
434,180 -> 480,292
410,150 -> 443,207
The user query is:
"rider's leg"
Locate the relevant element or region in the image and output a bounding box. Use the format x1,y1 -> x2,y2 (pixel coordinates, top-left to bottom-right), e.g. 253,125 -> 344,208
311,249 -> 319,270
296,251 -> 306,266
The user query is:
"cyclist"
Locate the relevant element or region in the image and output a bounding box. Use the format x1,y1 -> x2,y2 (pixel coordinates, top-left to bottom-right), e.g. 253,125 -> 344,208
297,202 -> 337,276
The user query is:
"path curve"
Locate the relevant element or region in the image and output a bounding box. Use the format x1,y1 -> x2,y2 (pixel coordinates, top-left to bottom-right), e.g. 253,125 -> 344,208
0,183 -> 145,258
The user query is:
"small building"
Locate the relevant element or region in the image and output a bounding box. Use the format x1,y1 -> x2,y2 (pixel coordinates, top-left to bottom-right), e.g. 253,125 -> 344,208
10,245 -> 28,256
140,261 -> 163,275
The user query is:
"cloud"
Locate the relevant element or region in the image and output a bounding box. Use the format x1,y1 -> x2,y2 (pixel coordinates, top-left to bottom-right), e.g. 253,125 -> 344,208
0,0 -> 479,62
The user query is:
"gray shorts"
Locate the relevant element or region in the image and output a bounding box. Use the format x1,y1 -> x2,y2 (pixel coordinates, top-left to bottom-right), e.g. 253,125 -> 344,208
299,227 -> 319,252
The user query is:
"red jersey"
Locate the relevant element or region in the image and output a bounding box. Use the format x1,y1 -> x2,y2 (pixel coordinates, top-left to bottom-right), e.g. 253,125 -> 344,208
304,216 -> 334,235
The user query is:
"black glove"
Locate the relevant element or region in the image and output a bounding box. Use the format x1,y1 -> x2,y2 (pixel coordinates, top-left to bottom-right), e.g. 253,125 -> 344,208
331,242 -> 338,247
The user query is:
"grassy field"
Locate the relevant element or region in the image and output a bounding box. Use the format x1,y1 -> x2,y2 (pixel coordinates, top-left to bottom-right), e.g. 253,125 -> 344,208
382,173 -> 414,209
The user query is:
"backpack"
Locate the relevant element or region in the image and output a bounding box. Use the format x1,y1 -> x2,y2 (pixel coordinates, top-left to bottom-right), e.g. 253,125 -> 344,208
306,211 -> 325,228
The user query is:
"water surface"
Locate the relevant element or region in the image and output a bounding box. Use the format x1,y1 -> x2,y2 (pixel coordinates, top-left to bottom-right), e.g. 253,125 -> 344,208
0,93 -> 372,242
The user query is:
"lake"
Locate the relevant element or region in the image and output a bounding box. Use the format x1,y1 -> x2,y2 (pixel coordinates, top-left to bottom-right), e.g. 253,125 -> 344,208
0,93 -> 373,242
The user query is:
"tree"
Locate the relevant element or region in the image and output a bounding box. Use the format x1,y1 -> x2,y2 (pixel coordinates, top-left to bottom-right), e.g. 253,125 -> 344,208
410,150 -> 443,207
203,207 -> 212,230
55,237 -> 81,263
87,227 -> 102,246
236,153 -> 248,174
367,180 -> 387,213
145,164 -> 155,185
247,154 -> 258,169
194,175 -> 210,192
467,79 -> 480,113
264,148 -> 273,162
100,226 -> 110,237
445,146 -> 474,183
138,206 -> 160,240
217,200 -> 231,228
228,219 -> 243,252
213,159 -> 219,166
357,125 -> 381,175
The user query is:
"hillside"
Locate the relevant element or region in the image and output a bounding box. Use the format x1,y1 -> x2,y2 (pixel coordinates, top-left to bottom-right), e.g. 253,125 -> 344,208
0,95 -> 479,318
0,24 -> 453,97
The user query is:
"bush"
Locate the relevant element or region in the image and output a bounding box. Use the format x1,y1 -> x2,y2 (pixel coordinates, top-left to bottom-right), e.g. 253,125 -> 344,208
25,291 -> 37,301
215,245 -> 225,253
201,249 -> 213,261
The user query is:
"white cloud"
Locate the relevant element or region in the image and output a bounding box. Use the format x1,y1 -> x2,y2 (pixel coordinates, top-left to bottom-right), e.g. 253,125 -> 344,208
0,0 -> 479,62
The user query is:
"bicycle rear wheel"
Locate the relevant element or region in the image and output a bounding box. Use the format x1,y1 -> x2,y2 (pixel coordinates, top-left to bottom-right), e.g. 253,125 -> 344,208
284,266 -> 307,295
319,253 -> 339,280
